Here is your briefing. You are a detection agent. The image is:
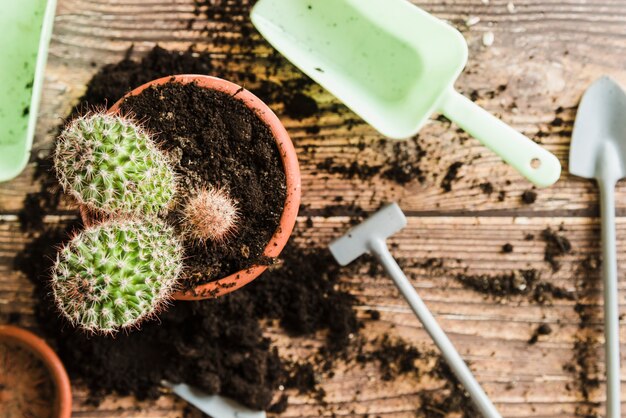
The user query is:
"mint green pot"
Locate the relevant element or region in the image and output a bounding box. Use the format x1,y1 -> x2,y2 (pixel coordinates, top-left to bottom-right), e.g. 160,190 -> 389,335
0,0 -> 57,182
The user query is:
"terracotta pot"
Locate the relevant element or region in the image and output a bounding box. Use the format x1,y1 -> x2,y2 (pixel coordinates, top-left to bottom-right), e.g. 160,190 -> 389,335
107,74 -> 301,300
0,325 -> 72,418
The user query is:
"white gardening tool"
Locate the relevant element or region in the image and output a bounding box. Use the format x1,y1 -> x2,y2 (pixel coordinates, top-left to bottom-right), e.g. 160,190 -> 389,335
569,76 -> 626,418
162,381 -> 266,418
329,203 -> 502,418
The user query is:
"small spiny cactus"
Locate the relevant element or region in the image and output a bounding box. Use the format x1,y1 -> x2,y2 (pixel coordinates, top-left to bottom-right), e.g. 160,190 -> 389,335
183,186 -> 239,242
55,113 -> 176,217
52,219 -> 183,333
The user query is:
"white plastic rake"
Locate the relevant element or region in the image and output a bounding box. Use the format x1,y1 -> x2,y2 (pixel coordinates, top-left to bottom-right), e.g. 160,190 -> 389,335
329,203 -> 502,418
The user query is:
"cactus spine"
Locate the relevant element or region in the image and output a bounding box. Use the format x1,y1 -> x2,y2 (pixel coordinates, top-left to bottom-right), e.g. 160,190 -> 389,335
52,219 -> 183,333
55,113 -> 176,217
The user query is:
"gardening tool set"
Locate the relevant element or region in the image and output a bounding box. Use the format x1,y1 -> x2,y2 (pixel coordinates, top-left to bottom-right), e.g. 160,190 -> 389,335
3,0 -> 624,416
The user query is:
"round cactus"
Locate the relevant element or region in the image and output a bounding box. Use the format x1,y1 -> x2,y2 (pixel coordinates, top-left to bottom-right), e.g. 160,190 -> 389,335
52,219 -> 183,333
182,186 -> 240,242
55,113 -> 176,217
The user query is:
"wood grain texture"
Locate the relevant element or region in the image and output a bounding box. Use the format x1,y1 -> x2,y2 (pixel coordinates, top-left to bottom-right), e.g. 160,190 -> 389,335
2,0 -> 626,416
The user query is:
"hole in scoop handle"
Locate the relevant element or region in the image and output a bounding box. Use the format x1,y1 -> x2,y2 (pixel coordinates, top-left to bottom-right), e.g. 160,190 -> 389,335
439,89 -> 561,188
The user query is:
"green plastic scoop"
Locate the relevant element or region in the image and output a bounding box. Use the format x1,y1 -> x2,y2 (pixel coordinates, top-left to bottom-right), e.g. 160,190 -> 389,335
0,0 -> 57,182
251,0 -> 562,187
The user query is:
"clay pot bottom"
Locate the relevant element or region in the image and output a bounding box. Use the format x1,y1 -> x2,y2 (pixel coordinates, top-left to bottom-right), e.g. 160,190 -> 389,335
109,75 -> 301,300
0,326 -> 72,418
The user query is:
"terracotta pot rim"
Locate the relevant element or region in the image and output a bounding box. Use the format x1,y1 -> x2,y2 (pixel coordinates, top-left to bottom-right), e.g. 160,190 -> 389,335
0,325 -> 72,418
108,74 -> 301,300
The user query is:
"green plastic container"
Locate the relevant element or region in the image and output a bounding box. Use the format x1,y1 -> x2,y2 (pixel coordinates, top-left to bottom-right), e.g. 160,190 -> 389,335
0,0 -> 57,182
251,0 -> 561,187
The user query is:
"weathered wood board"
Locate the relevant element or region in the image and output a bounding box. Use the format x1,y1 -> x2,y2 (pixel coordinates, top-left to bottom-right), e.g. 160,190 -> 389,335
3,0 -> 626,416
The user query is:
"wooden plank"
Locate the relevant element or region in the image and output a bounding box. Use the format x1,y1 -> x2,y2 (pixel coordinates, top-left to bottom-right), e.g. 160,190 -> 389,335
0,215 -> 621,416
3,0 -> 626,215
2,0 -> 626,416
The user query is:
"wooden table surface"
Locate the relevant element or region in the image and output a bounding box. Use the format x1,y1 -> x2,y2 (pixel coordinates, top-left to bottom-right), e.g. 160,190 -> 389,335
3,0 -> 626,416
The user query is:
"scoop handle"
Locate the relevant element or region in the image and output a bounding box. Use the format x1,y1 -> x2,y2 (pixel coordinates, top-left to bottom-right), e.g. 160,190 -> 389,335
438,89 -> 561,188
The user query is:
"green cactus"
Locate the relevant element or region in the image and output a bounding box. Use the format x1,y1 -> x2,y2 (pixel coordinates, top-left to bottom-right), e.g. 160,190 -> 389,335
55,113 -> 176,217
52,219 -> 183,333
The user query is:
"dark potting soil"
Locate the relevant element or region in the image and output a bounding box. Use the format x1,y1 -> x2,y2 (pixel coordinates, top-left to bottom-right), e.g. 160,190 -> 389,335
541,227 -> 572,272
283,92 -> 319,119
15,222 -> 360,410
521,190 -> 538,204
441,161 -> 464,192
366,335 -> 426,381
528,323 -> 552,345
119,81 -> 286,287
479,182 -> 494,196
353,336 -> 479,418
421,358 -> 481,418
455,269 -> 575,303
315,137 -> 427,185
78,47 -> 214,113
565,254 -> 603,417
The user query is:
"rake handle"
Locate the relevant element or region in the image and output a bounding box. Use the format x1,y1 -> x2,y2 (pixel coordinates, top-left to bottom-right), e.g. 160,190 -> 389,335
368,239 -> 502,418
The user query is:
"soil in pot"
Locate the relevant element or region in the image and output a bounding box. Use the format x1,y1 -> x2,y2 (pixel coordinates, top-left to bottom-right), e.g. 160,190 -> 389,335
0,340 -> 56,418
118,81 -> 287,288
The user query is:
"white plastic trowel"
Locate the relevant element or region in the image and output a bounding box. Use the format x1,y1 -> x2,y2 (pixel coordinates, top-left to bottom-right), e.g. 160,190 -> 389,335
569,76 -> 626,418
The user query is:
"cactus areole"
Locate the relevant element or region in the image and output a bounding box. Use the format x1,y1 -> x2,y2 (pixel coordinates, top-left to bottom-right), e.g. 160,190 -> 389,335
52,219 -> 183,333
54,113 -> 176,217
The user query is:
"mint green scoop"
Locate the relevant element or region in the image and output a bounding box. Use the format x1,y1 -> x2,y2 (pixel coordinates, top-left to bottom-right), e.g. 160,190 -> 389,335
0,0 -> 57,182
251,0 -> 561,187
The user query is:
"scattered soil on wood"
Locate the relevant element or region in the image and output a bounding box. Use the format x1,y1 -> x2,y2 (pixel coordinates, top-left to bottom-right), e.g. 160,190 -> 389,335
315,137 -> 428,185
521,190 -> 538,204
363,335 -> 429,381
77,46 -> 214,114
283,92 -> 319,119
441,162 -> 464,192
479,182 -> 494,195
542,227 -> 572,272
528,323 -> 552,345
120,81 -> 286,287
420,358 -> 481,418
564,254 -> 603,417
15,222 -> 359,410
356,336 -> 479,418
455,269 -> 575,303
